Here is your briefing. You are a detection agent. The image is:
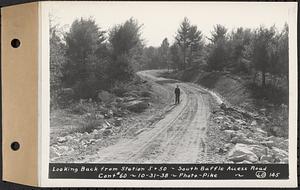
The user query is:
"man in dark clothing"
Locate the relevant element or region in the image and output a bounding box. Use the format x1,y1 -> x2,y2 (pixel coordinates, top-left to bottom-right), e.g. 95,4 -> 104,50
175,85 -> 180,104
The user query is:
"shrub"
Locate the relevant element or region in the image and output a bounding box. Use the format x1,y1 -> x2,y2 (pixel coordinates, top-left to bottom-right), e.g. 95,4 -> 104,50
70,103 -> 88,115
111,82 -> 128,97
78,112 -> 103,133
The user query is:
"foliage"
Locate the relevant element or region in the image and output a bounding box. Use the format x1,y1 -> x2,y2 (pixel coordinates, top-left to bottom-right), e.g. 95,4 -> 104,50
50,24 -> 65,108
62,18 -> 107,99
207,25 -> 229,71
175,17 -> 204,69
107,18 -> 143,82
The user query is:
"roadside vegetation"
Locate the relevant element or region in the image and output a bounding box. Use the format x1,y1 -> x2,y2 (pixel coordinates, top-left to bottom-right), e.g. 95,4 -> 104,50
156,17 -> 289,138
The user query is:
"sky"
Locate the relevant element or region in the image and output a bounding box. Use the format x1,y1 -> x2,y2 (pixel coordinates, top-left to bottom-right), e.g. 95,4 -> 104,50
46,1 -> 295,47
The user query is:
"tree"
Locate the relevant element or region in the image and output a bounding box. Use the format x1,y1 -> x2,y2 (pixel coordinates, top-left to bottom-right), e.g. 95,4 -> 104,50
228,27 -> 253,73
277,23 -> 289,79
159,38 -> 170,70
175,17 -> 191,69
50,22 -> 65,106
62,18 -> 107,99
170,43 -> 182,70
187,25 -> 204,67
108,18 -> 143,82
207,25 -> 228,71
251,26 -> 276,87
109,18 -> 142,56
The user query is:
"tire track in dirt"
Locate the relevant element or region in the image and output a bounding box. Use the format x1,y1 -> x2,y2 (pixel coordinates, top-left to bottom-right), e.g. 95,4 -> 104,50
82,70 -> 212,163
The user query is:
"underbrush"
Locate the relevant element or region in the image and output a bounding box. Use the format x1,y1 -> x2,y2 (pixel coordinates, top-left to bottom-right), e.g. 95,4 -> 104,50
51,74 -> 154,137
263,106 -> 288,138
248,83 -> 288,106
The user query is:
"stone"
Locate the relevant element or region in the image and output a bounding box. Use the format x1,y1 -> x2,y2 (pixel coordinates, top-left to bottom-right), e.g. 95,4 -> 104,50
224,130 -> 236,139
260,155 -> 273,163
224,143 -> 233,149
232,125 -> 240,131
228,143 -> 259,163
56,146 -> 69,155
50,146 -> 60,158
126,100 -> 149,113
114,118 -> 122,126
271,147 -> 288,160
57,136 -> 68,143
251,120 -> 257,126
248,145 -> 268,158
96,114 -> 105,119
98,90 -> 113,102
237,160 -> 253,164
256,128 -> 268,136
103,129 -> 113,136
236,119 -> 246,126
261,140 -> 275,148
282,157 -> 289,163
115,97 -> 124,103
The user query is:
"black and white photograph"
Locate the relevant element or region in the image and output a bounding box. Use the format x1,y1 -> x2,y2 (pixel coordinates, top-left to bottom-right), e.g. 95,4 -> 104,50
48,2 -> 292,167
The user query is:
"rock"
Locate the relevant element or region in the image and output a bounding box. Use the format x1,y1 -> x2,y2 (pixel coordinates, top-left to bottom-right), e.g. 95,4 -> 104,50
56,146 -> 69,155
228,143 -> 259,163
232,125 -> 240,131
103,129 -> 113,136
227,116 -> 235,122
261,140 -> 274,148
251,120 -> 257,126
282,157 -> 288,163
57,136 -> 68,143
224,130 -> 236,139
126,100 -> 149,113
260,108 -> 266,112
237,160 -> 253,164
256,128 -> 268,136
236,119 -> 246,126
96,114 -> 105,119
50,147 -> 60,158
114,118 -> 122,126
115,97 -> 124,103
230,132 -> 254,144
260,155 -> 273,162
271,147 -> 288,160
65,135 -> 73,141
248,145 -> 268,158
224,143 -> 233,149
261,160 -> 271,164
218,148 -> 225,154
246,132 -> 254,138
220,103 -> 227,110
230,136 -> 239,144
98,91 -> 113,102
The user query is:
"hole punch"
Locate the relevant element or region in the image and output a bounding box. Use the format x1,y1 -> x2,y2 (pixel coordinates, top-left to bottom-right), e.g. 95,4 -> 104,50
11,39 -> 21,48
11,141 -> 20,151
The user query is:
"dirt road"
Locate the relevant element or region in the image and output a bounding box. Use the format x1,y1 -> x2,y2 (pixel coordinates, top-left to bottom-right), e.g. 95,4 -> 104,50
83,70 -> 213,163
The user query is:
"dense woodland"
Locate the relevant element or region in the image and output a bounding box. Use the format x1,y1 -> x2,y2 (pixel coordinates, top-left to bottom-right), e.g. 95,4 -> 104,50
50,17 -> 288,108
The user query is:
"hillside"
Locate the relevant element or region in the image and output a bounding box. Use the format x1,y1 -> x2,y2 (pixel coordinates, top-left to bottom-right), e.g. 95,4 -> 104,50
162,69 -> 289,138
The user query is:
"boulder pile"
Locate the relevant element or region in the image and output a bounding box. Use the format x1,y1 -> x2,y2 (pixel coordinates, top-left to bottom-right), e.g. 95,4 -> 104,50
50,119 -> 120,161
212,105 -> 288,164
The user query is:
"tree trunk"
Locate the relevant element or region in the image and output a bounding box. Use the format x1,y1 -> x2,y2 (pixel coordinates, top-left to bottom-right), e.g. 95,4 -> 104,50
262,70 -> 266,88
183,48 -> 186,70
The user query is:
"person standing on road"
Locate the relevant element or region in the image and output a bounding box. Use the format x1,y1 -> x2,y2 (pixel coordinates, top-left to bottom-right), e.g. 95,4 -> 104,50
175,85 -> 180,104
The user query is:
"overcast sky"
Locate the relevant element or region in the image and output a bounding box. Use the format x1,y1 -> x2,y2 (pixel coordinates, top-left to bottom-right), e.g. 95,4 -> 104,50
47,1 -> 294,47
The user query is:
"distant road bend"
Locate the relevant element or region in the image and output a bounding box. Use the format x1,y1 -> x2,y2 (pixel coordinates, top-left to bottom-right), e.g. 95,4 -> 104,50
84,70 -> 213,163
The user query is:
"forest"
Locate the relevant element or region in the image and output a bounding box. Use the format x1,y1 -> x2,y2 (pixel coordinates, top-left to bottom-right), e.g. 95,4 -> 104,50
50,17 -> 288,107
